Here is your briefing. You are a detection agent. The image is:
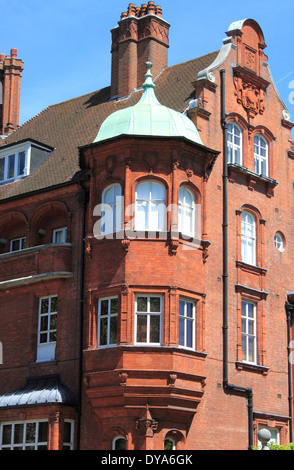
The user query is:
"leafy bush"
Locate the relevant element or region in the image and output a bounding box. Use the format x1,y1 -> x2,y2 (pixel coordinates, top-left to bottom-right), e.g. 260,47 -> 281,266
268,442 -> 294,450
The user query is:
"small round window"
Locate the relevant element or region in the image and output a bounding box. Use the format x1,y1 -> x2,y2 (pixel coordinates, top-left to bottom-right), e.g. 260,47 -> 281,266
274,232 -> 284,252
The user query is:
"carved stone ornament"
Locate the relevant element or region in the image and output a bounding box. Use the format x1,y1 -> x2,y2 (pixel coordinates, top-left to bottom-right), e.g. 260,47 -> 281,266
136,405 -> 158,437
233,66 -> 270,120
234,76 -> 265,118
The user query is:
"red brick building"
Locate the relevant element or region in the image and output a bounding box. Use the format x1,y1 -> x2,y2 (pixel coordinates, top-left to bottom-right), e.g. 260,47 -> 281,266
0,3 -> 294,450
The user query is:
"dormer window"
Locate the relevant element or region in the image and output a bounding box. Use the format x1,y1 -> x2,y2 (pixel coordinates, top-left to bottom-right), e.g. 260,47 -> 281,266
0,150 -> 27,182
0,139 -> 53,184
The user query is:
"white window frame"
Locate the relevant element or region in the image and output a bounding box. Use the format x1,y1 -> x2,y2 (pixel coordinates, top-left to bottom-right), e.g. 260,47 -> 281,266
134,295 -> 162,346
10,236 -> 26,252
0,143 -> 31,183
0,420 -> 48,450
98,296 -> 118,347
101,183 -> 123,235
274,232 -> 284,252
36,295 -> 58,362
178,186 -> 195,237
241,300 -> 257,364
135,180 -> 166,232
63,420 -> 74,450
179,298 -> 196,350
241,211 -> 256,265
52,227 -> 67,244
254,134 -> 268,176
227,122 -> 242,165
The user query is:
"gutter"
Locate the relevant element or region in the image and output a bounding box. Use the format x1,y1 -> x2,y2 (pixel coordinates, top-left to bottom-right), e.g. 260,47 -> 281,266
285,298 -> 294,442
220,69 -> 254,450
76,181 -> 89,450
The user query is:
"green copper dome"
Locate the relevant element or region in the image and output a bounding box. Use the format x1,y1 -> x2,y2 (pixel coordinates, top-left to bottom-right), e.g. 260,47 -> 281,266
93,62 -> 202,145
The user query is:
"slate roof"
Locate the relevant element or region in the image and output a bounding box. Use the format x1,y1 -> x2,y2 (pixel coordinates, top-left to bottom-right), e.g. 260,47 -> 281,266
0,50 -> 218,201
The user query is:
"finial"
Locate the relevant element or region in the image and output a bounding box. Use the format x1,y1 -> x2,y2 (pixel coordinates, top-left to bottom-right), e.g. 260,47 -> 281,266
142,61 -> 155,88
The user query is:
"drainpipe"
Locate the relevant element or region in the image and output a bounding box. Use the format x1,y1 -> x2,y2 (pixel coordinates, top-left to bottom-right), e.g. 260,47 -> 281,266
76,182 -> 88,450
220,69 -> 254,450
286,300 -> 293,442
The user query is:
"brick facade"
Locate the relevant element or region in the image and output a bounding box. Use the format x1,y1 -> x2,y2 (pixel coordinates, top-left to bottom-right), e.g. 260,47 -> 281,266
0,3 -> 293,451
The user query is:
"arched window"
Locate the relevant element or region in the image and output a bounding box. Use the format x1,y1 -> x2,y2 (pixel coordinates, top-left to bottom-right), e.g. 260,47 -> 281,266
227,122 -> 242,165
112,436 -> 126,450
241,211 -> 256,265
178,186 -> 195,237
101,184 -> 122,234
254,134 -> 268,176
164,437 -> 176,450
135,180 -> 166,232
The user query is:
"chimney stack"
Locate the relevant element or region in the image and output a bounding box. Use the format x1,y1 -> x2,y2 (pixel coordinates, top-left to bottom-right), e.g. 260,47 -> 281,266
111,2 -> 170,99
0,48 -> 24,135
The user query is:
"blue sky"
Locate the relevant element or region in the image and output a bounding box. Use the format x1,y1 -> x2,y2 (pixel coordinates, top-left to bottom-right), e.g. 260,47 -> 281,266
1,0 -> 294,127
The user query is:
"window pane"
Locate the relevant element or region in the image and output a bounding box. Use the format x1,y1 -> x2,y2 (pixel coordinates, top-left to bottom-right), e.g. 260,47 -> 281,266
63,422 -> 71,443
109,316 -> 117,344
25,423 -> 36,443
136,201 -> 148,231
8,154 -> 15,178
186,302 -> 193,318
38,422 -> 48,442
39,332 -> 48,343
137,315 -> 147,342
179,300 -> 185,317
0,158 -> 4,181
151,182 -> 165,200
40,315 -> 48,331
14,424 -> 24,444
49,331 -> 57,342
114,438 -> 126,450
248,337 -> 255,362
11,239 -> 20,251
50,314 -> 57,330
136,181 -> 150,200
18,151 -> 25,176
186,319 -> 193,348
150,297 -> 160,312
100,317 -> 108,345
137,297 -> 147,312
50,296 -> 58,312
2,425 -> 12,445
110,297 -> 118,314
179,317 -> 185,346
41,298 -> 49,314
150,315 -> 160,343
100,299 -> 108,316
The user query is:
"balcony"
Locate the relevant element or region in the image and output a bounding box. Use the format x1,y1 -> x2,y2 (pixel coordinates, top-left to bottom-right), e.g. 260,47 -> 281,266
84,346 -> 206,424
0,243 -> 73,289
